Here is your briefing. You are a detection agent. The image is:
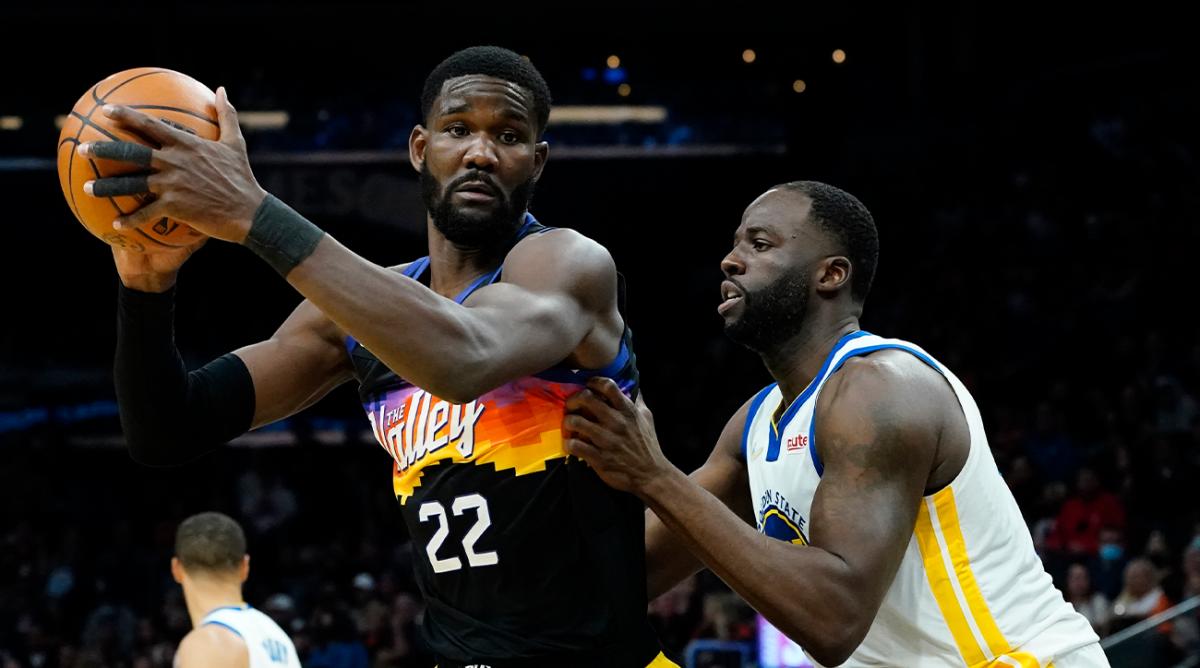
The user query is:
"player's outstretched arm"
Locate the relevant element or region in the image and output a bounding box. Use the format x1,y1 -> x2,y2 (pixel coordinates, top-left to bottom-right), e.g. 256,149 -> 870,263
85,96 -> 617,403
285,228 -> 617,402
564,354 -> 944,666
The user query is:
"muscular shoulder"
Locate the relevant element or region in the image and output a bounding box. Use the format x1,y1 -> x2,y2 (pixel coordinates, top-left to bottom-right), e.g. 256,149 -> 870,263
507,228 -> 616,279
175,624 -> 248,668
814,350 -> 951,467
820,350 -> 951,420
502,228 -> 617,305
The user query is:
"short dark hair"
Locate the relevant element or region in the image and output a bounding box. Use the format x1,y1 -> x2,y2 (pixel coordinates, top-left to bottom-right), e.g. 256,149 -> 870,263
778,181 -> 878,302
175,512 -> 246,573
421,46 -> 552,138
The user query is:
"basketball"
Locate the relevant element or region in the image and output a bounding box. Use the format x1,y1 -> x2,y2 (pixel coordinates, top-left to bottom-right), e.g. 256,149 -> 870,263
56,68 -> 218,253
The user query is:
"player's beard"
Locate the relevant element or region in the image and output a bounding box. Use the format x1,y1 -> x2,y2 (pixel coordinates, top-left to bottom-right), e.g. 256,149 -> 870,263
724,264 -> 811,353
421,163 -> 536,248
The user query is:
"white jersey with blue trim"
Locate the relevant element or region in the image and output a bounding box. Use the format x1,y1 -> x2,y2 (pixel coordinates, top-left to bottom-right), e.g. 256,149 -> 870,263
743,331 -> 1101,668
199,604 -> 301,668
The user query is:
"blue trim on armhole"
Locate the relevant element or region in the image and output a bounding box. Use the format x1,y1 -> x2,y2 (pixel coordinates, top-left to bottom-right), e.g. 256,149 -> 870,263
533,341 -> 631,384
743,384 -> 778,460
205,604 -> 250,613
345,214 -> 563,370
454,265 -> 504,304
765,331 -> 870,462
809,343 -> 942,476
203,620 -> 244,639
453,213 -> 552,305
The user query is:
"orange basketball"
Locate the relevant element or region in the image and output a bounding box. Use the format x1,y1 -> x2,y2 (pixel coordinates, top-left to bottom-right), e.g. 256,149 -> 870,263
57,68 -> 218,253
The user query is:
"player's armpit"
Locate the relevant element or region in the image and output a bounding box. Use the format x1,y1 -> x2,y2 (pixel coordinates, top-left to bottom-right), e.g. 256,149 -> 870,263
235,298 -> 355,430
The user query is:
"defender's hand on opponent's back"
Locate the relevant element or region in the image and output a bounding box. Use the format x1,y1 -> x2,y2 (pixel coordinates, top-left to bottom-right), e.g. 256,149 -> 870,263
564,378 -> 675,497
76,87 -> 268,244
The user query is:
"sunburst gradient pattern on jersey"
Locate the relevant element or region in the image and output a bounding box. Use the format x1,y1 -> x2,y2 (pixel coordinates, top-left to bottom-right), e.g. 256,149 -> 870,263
364,377 -> 615,503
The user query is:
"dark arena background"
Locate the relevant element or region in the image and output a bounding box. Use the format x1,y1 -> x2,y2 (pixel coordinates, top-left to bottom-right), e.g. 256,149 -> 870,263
2,3 -> 1198,667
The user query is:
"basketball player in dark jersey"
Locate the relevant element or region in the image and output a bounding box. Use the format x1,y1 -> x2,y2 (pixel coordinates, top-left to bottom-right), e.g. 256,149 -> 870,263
81,47 -> 673,668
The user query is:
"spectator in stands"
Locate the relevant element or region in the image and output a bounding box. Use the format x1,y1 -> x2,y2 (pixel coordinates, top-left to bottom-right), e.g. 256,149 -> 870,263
1066,563 -> 1111,636
1112,558 -> 1171,634
1046,466 -> 1126,559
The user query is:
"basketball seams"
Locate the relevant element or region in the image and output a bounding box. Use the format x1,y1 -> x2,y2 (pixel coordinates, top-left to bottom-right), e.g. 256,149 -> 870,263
62,68 -> 213,250
125,105 -> 219,128
70,70 -> 171,226
59,133 -> 83,221
95,69 -> 172,105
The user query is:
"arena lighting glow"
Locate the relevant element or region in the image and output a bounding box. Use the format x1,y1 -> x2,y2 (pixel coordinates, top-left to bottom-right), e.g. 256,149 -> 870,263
607,54 -> 620,69
617,84 -> 632,97
0,116 -> 23,130
793,79 -> 807,93
758,615 -> 815,667
833,48 -> 847,63
238,111 -> 290,130
743,48 -> 757,63
603,67 -> 627,84
548,106 -> 667,124
52,111 -> 286,131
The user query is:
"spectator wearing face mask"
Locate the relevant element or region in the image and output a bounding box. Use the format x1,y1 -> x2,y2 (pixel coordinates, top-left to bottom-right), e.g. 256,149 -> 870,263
1089,526 -> 1129,599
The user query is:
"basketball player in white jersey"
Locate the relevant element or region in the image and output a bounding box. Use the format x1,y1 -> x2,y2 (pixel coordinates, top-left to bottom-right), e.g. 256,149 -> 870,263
171,512 -> 301,668
564,182 -> 1108,667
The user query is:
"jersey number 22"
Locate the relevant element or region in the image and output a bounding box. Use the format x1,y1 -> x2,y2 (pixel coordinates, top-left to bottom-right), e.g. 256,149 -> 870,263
418,493 -> 499,573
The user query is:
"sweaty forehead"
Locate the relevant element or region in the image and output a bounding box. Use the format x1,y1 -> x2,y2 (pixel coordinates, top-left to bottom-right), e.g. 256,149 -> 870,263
433,75 -> 534,119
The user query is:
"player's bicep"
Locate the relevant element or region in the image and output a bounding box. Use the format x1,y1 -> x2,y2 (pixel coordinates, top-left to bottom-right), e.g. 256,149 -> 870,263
234,299 -> 355,429
459,231 -> 616,384
808,362 -> 938,608
468,283 -> 592,354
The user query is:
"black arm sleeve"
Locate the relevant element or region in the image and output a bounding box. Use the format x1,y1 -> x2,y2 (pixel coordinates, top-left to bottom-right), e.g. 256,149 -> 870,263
114,283 -> 255,466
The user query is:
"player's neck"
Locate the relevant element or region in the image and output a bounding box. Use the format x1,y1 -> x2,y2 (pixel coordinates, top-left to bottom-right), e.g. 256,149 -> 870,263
184,578 -> 247,629
761,315 -> 860,409
425,221 -> 513,299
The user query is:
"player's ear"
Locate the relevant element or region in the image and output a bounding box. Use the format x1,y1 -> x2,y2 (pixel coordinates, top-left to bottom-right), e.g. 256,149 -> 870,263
171,557 -> 185,584
817,256 -> 852,296
409,125 -> 428,174
532,141 -> 549,182
240,555 -> 250,583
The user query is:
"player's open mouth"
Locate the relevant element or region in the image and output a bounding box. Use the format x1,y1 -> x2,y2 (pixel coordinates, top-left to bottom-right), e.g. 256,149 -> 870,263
718,281 -> 743,315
